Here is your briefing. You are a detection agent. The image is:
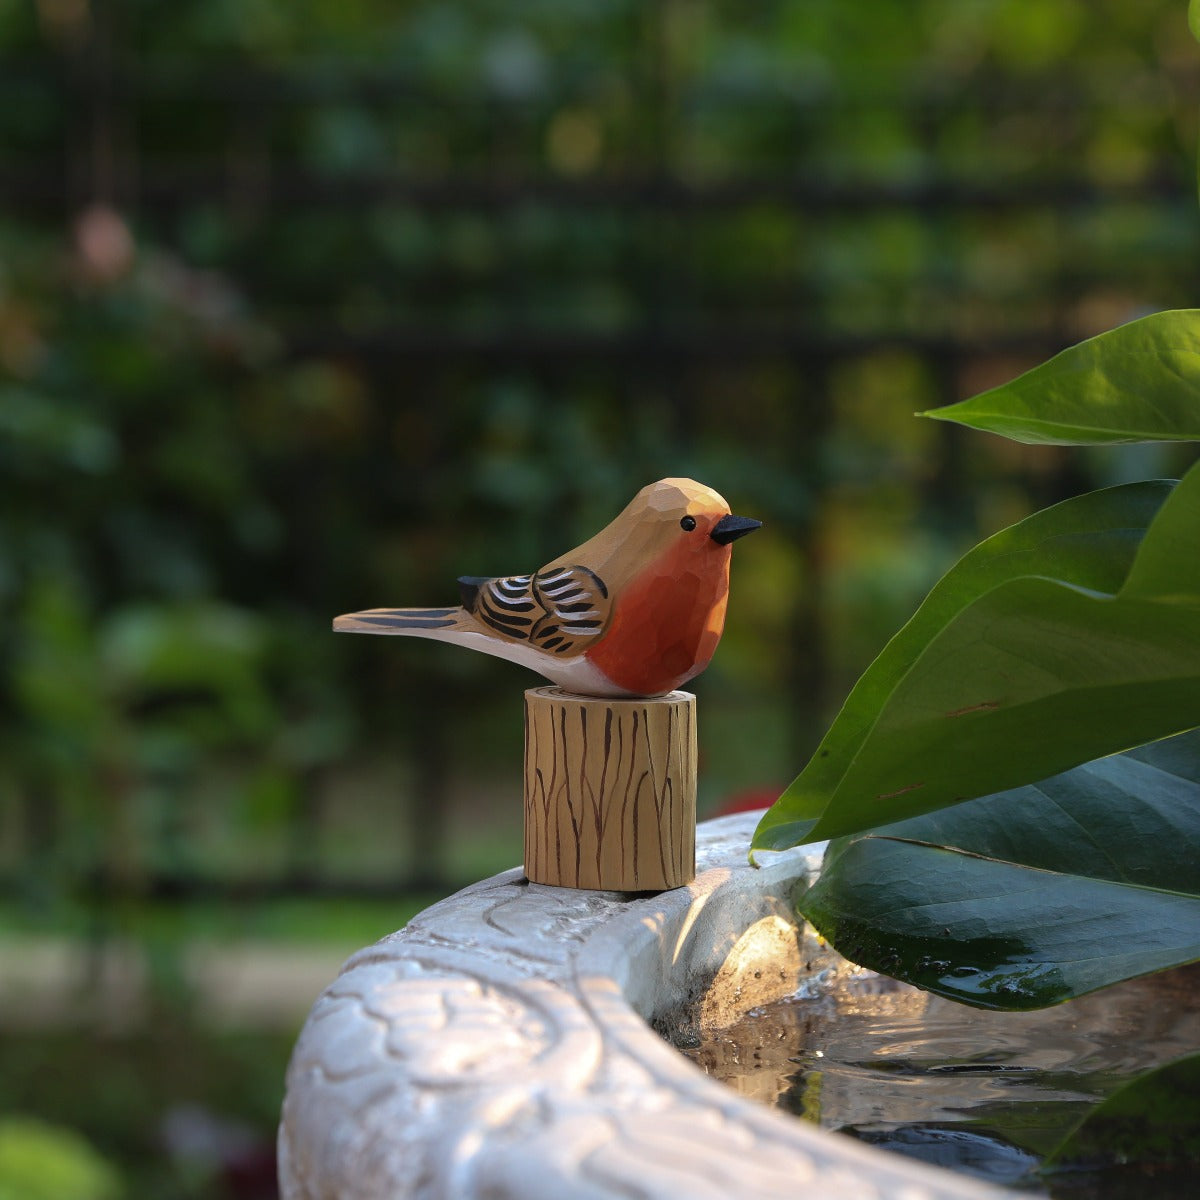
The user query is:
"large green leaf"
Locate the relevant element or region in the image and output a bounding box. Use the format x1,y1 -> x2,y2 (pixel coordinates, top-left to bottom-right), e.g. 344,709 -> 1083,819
753,466 -> 1200,851
797,732 -> 1200,1011
919,310 -> 1200,445
1043,1052 -> 1200,1169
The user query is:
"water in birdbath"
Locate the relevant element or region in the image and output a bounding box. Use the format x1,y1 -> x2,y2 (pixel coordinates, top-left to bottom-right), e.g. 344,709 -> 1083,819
678,961 -> 1200,1197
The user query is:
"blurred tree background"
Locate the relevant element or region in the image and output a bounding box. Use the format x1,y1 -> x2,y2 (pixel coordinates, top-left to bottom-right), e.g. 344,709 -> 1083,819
1,0 -> 1197,1195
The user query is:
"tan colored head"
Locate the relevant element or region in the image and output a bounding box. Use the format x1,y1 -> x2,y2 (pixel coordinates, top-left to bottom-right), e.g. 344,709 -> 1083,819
549,477 -> 760,595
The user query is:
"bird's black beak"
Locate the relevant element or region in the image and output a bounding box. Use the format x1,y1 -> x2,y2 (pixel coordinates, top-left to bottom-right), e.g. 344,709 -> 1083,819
710,514 -> 762,545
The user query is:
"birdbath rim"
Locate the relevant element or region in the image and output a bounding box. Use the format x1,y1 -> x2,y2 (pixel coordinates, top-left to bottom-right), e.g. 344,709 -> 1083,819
278,811 -> 1007,1199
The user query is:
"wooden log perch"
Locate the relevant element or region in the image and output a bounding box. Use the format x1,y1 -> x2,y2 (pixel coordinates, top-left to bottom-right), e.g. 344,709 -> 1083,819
523,686 -> 697,892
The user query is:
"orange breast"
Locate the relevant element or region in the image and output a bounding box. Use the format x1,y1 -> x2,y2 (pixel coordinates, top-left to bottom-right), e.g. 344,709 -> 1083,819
586,538 -> 731,695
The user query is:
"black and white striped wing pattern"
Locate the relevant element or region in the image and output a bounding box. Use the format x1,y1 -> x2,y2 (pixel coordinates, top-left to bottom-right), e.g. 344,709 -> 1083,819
530,564 -> 611,654
461,573 -> 539,639
463,565 -> 611,657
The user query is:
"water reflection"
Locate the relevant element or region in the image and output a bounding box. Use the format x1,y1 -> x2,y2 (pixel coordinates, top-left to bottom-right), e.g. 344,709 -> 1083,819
680,963 -> 1200,1196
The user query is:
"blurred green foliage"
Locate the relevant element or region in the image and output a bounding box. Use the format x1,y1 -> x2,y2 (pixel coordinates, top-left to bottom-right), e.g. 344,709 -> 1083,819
1,0 -> 1196,902
1,1 -> 1194,896
0,1116 -> 122,1200
2,0 -> 1190,916
0,1 -> 1198,1193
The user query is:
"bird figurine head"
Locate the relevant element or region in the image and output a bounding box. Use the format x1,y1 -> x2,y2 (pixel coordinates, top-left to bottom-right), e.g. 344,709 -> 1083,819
334,477 -> 760,698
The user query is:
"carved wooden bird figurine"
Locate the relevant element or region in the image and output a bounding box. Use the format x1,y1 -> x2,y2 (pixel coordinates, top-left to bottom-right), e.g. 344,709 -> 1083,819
334,478 -> 760,698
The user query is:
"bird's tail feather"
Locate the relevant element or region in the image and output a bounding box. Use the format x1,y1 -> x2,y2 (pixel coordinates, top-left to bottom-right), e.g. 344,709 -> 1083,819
333,606 -> 467,635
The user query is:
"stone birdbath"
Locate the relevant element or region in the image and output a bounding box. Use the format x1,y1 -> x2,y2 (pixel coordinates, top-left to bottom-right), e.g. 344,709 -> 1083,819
278,811 -> 1005,1199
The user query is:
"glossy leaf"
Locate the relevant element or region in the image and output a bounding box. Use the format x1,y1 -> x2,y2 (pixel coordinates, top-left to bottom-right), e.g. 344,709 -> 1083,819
797,732 -> 1200,1010
1043,1052 -> 1200,1169
919,310 -> 1200,445
753,467 -> 1200,851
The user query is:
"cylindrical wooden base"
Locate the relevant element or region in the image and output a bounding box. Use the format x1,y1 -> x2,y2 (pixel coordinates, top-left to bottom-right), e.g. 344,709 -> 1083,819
523,687 -> 697,892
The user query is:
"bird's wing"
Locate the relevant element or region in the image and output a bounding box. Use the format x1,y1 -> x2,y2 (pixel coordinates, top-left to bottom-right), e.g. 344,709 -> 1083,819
462,564 -> 612,656
529,564 -> 612,655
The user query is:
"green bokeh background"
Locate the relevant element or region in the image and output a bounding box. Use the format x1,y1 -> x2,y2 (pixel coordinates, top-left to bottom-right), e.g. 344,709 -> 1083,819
1,1 -> 1197,1195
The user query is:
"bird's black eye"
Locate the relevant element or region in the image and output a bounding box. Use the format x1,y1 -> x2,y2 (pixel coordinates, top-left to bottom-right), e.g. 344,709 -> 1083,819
680,515 -> 697,532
